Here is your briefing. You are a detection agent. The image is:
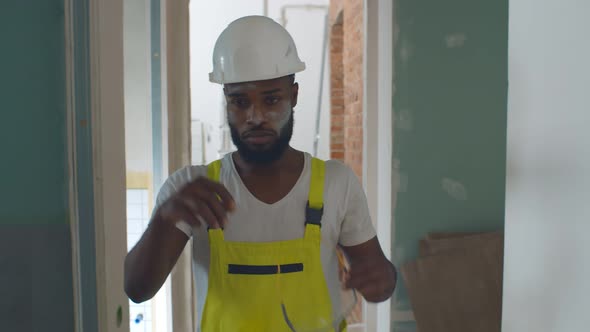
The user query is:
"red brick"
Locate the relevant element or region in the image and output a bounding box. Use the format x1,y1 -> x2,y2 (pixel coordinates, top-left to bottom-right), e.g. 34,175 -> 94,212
331,152 -> 344,161
331,142 -> 344,150
331,95 -> 344,104
330,0 -> 364,189
331,114 -> 344,122
331,80 -> 344,90
331,110 -> 344,118
331,137 -> 344,145
331,125 -> 343,132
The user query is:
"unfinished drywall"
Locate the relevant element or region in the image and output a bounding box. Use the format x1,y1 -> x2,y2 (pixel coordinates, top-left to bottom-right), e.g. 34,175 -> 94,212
391,0 -> 508,324
502,0 -> 590,330
0,1 -> 74,330
0,1 -> 68,226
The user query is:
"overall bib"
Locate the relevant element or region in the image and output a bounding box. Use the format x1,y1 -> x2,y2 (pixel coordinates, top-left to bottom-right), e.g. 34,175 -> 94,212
200,158 -> 344,332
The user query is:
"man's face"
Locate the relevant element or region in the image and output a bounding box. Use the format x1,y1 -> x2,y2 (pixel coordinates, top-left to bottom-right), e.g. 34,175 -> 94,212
224,76 -> 298,164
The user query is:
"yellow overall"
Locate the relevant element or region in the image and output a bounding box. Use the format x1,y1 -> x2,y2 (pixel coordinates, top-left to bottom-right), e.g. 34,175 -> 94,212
200,158 -> 341,332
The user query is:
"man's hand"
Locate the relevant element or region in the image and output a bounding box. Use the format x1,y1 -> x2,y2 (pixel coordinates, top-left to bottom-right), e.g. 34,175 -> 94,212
345,255 -> 396,302
342,237 -> 397,303
158,176 -> 235,229
125,176 -> 235,303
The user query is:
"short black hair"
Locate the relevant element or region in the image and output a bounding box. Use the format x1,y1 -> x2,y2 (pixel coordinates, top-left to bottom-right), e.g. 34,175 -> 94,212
288,74 -> 295,85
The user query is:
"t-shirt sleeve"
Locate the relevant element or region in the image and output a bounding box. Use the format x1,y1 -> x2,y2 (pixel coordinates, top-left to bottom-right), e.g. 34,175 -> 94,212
338,165 -> 377,247
151,166 -> 205,238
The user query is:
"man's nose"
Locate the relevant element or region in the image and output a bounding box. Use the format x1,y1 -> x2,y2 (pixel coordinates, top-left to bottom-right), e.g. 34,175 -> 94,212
246,104 -> 265,125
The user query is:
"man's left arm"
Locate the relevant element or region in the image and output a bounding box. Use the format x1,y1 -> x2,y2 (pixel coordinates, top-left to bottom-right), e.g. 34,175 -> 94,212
341,237 -> 397,303
336,163 -> 397,303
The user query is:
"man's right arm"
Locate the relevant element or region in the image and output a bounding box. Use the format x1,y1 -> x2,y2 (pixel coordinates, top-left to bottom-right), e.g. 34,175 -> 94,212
124,175 -> 235,303
124,209 -> 190,303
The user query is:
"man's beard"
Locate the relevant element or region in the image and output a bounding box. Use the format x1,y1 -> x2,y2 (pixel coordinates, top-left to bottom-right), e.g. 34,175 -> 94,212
229,112 -> 294,165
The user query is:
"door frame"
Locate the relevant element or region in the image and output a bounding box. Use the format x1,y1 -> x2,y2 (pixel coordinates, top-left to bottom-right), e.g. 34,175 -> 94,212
68,0 -> 178,330
67,0 -> 128,331
363,0 -> 394,331
88,0 -> 128,329
69,0 -> 397,330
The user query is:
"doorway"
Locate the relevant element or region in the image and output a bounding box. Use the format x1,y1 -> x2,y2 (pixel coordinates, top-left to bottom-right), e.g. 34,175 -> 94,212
124,0 -> 171,331
74,0 -> 393,331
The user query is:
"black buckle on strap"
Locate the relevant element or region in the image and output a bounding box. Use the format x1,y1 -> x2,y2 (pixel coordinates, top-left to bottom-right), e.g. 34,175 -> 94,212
305,201 -> 323,226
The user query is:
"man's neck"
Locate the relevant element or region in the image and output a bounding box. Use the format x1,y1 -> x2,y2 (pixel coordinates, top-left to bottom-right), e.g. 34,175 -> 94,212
232,147 -> 304,176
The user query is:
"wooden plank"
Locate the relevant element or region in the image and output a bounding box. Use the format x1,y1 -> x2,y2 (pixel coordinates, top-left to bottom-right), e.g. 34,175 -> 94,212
403,232 -> 503,332
419,231 -> 503,258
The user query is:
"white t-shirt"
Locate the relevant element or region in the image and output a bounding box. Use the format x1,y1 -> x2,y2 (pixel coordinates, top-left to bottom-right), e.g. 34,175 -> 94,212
153,152 -> 376,330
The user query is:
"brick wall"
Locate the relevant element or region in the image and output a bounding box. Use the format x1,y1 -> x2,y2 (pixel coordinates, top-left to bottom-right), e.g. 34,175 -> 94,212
330,1 -> 365,326
330,0 -> 364,180
330,23 -> 345,161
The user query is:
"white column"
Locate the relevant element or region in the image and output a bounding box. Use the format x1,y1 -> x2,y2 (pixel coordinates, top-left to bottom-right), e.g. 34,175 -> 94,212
363,0 -> 393,331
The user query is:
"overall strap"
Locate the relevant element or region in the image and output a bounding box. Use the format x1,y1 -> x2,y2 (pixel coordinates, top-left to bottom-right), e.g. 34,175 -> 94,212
306,157 -> 325,227
206,159 -> 224,240
207,159 -> 222,182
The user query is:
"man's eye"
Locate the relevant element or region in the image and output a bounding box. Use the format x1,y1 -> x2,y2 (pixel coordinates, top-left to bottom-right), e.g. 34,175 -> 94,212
232,99 -> 250,107
266,96 -> 280,105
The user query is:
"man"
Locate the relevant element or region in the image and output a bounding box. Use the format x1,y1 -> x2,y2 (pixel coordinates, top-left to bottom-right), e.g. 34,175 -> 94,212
125,16 -> 396,331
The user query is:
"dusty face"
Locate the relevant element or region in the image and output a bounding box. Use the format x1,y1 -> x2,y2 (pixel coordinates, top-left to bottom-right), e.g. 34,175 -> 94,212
224,75 -> 298,164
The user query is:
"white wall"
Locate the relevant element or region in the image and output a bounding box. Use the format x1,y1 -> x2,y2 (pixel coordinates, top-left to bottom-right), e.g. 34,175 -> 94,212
268,0 -> 331,160
503,0 -> 590,331
124,0 -> 152,174
189,0 -> 330,163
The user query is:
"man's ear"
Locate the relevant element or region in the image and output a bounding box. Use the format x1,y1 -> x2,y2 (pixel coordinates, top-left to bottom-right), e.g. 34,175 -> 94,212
291,82 -> 299,108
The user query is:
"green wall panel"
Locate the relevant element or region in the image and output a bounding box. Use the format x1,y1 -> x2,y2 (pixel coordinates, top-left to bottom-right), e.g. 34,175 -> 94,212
0,1 -> 74,331
391,0 -> 508,312
0,0 -> 67,225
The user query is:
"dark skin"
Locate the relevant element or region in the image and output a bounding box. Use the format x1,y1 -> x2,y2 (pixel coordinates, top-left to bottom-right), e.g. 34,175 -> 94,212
124,76 -> 396,304
224,76 -> 304,204
343,238 -> 397,302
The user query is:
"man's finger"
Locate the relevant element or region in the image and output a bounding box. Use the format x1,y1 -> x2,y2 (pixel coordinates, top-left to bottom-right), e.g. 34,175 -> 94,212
347,261 -> 374,280
203,179 -> 236,211
345,270 -> 373,290
171,201 -> 202,228
356,283 -> 388,302
196,190 -> 229,228
180,197 -> 220,229
194,200 -> 221,229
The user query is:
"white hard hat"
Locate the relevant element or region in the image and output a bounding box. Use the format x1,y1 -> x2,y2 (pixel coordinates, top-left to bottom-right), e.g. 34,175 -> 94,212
209,16 -> 306,84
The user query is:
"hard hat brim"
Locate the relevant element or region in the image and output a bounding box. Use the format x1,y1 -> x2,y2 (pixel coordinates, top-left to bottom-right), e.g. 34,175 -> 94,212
209,63 -> 306,85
